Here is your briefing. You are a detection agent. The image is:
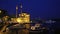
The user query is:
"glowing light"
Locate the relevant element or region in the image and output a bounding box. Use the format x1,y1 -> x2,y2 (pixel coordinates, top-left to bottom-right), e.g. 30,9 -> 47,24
17,18 -> 22,23
35,24 -> 40,27
31,26 -> 35,30
26,15 -> 30,16
18,13 -> 30,23
21,14 -> 24,16
16,6 -> 18,10
0,10 -> 1,13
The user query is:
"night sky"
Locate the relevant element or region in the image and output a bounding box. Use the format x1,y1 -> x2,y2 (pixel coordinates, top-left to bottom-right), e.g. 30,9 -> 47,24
0,0 -> 60,19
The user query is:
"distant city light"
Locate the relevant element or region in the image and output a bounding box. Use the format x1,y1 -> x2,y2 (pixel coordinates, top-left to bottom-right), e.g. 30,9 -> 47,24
31,26 -> 35,30
45,20 -> 56,23
35,23 -> 40,27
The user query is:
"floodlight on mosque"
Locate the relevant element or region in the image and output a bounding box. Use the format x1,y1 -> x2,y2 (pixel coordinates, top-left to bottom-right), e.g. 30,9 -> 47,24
17,18 -> 23,23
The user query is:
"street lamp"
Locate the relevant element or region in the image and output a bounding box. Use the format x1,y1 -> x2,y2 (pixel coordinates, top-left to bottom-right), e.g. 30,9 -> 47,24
0,10 -> 2,13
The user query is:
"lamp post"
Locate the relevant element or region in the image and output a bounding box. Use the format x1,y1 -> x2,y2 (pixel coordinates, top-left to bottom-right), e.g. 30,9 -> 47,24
20,3 -> 23,14
0,10 -> 2,13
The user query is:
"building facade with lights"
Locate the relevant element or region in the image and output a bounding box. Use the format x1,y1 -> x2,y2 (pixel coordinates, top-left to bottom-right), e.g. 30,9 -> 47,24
17,12 -> 30,23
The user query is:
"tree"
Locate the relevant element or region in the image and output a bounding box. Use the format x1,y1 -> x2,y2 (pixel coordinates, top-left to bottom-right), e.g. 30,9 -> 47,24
0,9 -> 8,18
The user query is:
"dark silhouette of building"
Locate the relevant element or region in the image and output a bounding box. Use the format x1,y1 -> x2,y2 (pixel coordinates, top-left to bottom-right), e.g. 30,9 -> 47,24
0,9 -> 8,18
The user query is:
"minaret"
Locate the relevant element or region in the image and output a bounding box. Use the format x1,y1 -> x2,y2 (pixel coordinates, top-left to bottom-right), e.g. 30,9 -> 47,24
16,5 -> 18,18
20,3 -> 23,14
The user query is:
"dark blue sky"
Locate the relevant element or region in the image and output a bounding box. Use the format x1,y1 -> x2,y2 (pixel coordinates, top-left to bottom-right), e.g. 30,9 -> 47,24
0,0 -> 60,19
